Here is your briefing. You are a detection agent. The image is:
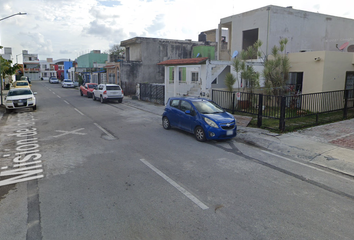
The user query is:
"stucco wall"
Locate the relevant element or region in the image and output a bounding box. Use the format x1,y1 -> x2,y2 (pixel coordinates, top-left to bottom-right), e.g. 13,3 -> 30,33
120,37 -> 216,94
220,5 -> 354,59
288,51 -> 354,94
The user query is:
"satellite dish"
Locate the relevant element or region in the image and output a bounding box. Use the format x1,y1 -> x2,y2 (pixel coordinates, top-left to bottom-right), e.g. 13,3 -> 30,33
196,53 -> 201,57
347,45 -> 354,52
232,51 -> 239,58
339,42 -> 349,51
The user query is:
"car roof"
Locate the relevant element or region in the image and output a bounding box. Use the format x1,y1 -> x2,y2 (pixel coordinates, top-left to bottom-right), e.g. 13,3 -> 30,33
169,97 -> 209,102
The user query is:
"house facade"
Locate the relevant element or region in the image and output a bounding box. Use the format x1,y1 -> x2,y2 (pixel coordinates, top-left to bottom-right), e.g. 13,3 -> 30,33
39,58 -> 57,80
119,37 -> 217,95
22,50 -> 40,81
76,50 -> 108,84
218,5 -> 354,62
161,5 -> 354,101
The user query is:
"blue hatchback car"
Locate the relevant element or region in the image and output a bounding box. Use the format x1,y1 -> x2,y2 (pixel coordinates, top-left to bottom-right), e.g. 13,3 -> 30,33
162,97 -> 237,141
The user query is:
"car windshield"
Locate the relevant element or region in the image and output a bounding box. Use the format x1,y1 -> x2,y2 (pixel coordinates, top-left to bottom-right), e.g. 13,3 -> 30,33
8,89 -> 32,96
51,78 -> 57,80
193,100 -> 225,114
64,80 -> 72,82
88,84 -> 97,88
16,82 -> 28,86
107,86 -> 121,90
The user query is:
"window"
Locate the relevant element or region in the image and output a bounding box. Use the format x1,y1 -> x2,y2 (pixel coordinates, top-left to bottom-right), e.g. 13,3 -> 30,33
180,101 -> 193,112
287,72 -> 303,93
192,72 -> 198,82
345,72 -> 354,98
242,28 -> 259,59
170,99 -> 180,108
169,67 -> 174,83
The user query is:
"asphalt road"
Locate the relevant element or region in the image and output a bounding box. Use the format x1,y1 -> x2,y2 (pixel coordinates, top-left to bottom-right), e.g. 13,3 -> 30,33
1,81 -> 354,240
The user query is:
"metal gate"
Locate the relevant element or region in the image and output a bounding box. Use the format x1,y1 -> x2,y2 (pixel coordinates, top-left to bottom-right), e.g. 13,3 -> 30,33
140,83 -> 165,105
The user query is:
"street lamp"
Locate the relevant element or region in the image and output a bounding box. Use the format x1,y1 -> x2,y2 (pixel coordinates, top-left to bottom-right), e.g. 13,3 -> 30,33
0,12 -> 27,106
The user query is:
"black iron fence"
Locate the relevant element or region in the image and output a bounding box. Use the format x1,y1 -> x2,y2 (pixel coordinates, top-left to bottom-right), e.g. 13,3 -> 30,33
212,89 -> 354,131
140,83 -> 165,105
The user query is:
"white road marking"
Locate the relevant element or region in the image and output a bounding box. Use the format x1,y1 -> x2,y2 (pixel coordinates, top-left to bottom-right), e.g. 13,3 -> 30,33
1,166 -> 8,170
53,128 -> 86,138
57,95 -> 61,99
140,159 -> 209,210
2,154 -> 10,157
52,92 -> 56,95
64,100 -> 70,105
74,108 -> 84,116
261,150 -> 354,181
93,123 -> 116,140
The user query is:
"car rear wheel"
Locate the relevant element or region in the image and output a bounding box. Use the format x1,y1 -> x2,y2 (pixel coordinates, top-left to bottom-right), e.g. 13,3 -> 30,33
92,94 -> 96,101
100,96 -> 105,103
194,126 -> 206,142
162,117 -> 171,129
118,98 -> 123,103
87,92 -> 91,98
80,90 -> 83,96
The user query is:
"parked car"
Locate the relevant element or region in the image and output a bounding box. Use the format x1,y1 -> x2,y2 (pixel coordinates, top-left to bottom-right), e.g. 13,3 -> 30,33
162,97 -> 237,142
4,88 -> 37,113
92,84 -> 124,103
49,77 -> 59,84
80,83 -> 98,98
20,76 -> 31,84
12,80 -> 31,89
61,79 -> 75,88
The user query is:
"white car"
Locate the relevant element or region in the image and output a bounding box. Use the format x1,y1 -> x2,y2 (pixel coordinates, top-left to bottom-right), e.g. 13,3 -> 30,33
49,77 -> 59,84
92,84 -> 124,103
4,88 -> 37,113
61,79 -> 75,88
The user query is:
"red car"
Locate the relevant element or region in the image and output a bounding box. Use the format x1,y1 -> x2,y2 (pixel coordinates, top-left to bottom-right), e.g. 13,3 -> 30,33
80,83 -> 98,98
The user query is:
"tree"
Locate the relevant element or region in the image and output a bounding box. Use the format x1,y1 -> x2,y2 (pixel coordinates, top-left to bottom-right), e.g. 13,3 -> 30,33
224,73 -> 236,92
109,44 -> 125,57
232,40 -> 262,94
263,38 -> 290,96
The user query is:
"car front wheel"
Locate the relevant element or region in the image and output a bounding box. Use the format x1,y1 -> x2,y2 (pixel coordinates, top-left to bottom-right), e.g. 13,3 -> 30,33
80,90 -> 83,96
194,126 -> 206,142
162,117 -> 171,129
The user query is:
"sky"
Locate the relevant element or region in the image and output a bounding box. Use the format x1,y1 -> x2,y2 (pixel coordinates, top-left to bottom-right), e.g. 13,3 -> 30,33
0,0 -> 353,63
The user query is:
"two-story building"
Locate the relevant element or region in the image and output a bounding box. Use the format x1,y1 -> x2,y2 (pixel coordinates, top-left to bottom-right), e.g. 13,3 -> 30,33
22,50 -> 40,81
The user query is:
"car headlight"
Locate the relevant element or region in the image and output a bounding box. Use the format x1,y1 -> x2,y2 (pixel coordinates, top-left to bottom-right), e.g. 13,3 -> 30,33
27,97 -> 35,101
6,100 -> 12,104
204,117 -> 218,128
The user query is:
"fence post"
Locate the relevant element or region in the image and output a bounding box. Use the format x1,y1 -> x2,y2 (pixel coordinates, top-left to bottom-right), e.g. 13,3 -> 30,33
344,89 -> 348,119
257,94 -> 263,128
232,92 -> 235,114
279,96 -> 286,132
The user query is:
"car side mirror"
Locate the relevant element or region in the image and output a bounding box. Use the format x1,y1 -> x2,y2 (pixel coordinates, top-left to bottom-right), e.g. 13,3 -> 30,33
33,92 -> 37,95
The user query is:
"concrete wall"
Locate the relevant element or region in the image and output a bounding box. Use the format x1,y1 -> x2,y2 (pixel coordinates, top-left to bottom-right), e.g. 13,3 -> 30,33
120,37 -> 217,94
219,5 -> 354,60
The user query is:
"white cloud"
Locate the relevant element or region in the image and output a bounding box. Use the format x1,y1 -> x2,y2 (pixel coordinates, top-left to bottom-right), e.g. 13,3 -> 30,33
0,0 -> 354,61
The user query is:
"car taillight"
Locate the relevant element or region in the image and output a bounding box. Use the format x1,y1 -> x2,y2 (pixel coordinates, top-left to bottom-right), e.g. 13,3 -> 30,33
103,90 -> 107,94
122,90 -> 124,94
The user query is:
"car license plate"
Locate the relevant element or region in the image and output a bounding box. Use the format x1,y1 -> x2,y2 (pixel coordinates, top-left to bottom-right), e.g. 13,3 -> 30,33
18,103 -> 24,106
226,130 -> 233,136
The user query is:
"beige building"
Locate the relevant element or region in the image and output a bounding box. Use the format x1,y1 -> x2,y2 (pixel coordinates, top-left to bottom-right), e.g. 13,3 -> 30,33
288,51 -> 354,94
